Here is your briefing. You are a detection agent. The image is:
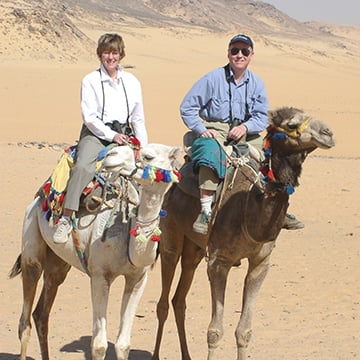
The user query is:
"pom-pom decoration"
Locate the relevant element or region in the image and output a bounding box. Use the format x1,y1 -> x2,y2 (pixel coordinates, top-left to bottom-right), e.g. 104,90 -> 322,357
151,227 -> 162,242
141,166 -> 181,184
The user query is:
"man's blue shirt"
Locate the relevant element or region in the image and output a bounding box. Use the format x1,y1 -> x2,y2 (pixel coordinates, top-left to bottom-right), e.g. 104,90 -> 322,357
180,67 -> 269,135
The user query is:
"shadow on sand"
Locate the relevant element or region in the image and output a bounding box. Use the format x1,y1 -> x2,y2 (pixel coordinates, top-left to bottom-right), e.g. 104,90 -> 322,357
1,336 -> 153,359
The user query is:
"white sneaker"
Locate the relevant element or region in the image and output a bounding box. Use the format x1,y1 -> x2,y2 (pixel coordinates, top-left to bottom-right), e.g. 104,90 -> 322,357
53,218 -> 72,244
192,211 -> 212,235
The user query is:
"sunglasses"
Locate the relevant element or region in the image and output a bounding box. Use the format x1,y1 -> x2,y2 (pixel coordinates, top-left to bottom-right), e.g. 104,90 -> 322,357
230,47 -> 251,57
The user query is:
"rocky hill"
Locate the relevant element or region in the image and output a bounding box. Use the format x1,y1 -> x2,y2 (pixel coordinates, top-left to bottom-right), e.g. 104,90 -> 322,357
0,0 -> 359,62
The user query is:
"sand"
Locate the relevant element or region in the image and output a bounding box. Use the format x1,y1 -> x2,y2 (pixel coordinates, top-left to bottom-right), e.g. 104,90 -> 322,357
0,24 -> 359,359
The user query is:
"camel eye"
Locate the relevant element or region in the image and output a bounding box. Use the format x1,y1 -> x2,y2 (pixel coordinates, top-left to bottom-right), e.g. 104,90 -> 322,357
287,123 -> 298,130
143,154 -> 155,162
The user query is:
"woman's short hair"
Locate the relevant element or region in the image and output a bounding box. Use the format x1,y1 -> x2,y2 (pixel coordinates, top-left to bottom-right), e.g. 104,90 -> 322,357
96,33 -> 126,60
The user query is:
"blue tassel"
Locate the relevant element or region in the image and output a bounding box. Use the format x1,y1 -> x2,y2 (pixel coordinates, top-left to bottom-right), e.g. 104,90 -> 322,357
286,186 -> 295,195
273,133 -> 287,140
159,209 -> 167,218
142,166 -> 150,180
163,170 -> 172,183
264,149 -> 271,157
49,191 -> 55,201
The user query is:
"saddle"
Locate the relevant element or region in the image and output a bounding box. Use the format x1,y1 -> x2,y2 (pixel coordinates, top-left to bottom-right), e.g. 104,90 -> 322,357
37,144 -> 135,226
177,151 -> 261,206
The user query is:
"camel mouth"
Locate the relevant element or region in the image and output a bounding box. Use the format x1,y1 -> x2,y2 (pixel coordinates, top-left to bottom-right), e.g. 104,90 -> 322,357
312,133 -> 335,149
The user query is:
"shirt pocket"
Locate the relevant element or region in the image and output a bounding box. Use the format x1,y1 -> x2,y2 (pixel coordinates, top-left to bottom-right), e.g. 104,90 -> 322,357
207,96 -> 229,120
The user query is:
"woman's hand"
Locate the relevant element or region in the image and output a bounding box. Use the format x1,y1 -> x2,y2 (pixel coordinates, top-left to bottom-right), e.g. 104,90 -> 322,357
113,133 -> 129,145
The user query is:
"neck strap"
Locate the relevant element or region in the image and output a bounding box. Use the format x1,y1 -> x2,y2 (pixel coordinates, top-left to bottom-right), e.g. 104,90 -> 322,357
223,64 -> 250,127
98,68 -> 130,127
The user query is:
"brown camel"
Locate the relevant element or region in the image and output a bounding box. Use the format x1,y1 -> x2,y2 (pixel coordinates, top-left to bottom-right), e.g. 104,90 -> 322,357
151,107 -> 335,360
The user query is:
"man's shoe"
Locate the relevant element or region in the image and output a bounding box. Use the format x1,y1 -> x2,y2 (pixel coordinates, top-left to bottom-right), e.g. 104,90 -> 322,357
283,213 -> 304,230
53,217 -> 72,243
192,211 -> 211,235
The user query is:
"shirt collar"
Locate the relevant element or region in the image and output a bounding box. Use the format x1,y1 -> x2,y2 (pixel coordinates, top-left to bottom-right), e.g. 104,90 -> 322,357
99,63 -> 123,82
229,67 -> 250,85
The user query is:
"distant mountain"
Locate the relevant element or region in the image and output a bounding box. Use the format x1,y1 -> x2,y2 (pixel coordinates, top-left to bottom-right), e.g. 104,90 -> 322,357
0,0 -> 358,62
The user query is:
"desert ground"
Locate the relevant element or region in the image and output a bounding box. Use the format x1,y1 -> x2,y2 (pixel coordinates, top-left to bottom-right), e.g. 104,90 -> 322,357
0,23 -> 359,360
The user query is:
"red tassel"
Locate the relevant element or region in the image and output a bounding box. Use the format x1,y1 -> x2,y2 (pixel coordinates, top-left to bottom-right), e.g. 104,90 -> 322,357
174,170 -> 181,181
129,137 -> 141,149
43,182 -> 51,195
151,235 -> 161,242
129,226 -> 139,237
58,193 -> 65,204
42,200 -> 48,212
267,169 -> 276,181
155,169 -> 163,182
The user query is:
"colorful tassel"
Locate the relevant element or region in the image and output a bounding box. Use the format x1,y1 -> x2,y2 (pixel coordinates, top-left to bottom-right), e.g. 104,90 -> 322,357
151,227 -> 162,242
286,186 -> 295,195
142,166 -> 150,180
136,234 -> 147,243
155,169 -> 163,182
267,169 -> 276,182
273,133 -> 287,140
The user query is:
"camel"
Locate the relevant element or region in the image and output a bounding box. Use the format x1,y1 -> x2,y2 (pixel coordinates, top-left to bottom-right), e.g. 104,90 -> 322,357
9,142 -> 182,360
151,107 -> 335,360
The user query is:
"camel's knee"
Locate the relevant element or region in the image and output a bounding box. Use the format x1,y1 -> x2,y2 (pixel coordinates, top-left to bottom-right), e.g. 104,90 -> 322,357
92,338 -> 108,360
22,260 -> 42,284
235,328 -> 252,348
161,249 -> 181,267
156,300 -> 170,322
171,296 -> 186,316
18,316 -> 31,343
207,328 -> 223,349
115,344 -> 130,360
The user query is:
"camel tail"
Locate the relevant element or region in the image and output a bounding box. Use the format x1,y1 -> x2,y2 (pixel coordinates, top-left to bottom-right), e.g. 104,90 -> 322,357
9,254 -> 22,279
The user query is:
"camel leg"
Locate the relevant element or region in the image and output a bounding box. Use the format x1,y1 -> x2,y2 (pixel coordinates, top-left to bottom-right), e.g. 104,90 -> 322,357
19,255 -> 43,360
32,248 -> 71,359
90,273 -> 112,360
114,271 -> 148,360
234,255 -> 271,360
18,202 -> 47,360
152,245 -> 182,360
206,258 -> 231,360
172,239 -> 205,360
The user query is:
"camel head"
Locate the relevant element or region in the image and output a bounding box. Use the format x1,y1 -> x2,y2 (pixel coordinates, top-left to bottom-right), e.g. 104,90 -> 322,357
268,107 -> 335,153
102,145 -> 137,175
103,144 -> 183,184
135,144 -> 182,186
138,144 -> 182,170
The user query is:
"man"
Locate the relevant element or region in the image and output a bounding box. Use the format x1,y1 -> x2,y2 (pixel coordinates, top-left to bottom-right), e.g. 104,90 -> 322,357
180,34 -> 303,235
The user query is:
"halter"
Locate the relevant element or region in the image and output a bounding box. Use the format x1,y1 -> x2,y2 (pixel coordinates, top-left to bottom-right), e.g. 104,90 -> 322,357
260,116 -> 312,195
273,116 -> 311,138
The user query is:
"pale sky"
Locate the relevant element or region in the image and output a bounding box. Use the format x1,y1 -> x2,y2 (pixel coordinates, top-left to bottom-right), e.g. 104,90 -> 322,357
262,0 -> 359,25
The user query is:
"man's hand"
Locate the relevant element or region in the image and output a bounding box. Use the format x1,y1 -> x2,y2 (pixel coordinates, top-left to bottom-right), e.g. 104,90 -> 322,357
227,124 -> 247,142
200,129 -> 218,138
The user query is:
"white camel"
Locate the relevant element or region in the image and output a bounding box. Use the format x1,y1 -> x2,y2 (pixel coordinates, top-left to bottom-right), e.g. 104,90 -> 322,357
9,143 -> 182,360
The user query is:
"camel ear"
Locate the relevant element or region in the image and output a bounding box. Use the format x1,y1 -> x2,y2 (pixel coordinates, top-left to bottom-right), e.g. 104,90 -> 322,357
268,109 -> 277,126
169,146 -> 183,170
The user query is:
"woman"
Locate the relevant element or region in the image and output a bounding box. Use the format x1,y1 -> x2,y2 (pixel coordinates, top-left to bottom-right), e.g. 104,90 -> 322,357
54,33 -> 148,243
